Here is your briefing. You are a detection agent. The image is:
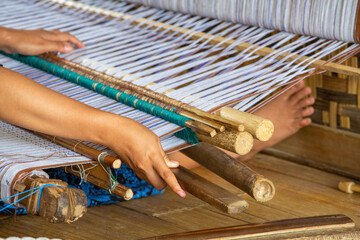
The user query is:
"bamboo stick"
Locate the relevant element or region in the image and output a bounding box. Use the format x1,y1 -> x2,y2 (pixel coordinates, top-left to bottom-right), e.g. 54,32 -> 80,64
172,166 -> 248,214
181,143 -> 275,202
35,132 -> 122,169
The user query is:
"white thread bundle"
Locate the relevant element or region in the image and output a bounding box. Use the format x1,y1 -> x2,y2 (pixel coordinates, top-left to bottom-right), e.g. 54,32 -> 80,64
126,0 -> 360,43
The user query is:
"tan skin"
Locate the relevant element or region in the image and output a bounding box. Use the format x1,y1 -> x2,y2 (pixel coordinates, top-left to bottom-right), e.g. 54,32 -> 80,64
0,27 -> 186,198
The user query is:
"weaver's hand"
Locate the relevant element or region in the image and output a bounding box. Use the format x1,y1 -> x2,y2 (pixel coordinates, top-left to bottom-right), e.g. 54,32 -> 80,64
105,117 -> 186,198
0,27 -> 85,55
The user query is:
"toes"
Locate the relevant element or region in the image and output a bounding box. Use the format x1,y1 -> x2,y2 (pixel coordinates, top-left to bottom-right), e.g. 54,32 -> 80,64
290,86 -> 312,104
285,80 -> 304,96
296,97 -> 315,109
297,118 -> 312,128
301,106 -> 314,117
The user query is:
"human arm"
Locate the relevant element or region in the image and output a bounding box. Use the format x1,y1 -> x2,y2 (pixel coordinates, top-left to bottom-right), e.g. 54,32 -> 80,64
0,67 -> 186,197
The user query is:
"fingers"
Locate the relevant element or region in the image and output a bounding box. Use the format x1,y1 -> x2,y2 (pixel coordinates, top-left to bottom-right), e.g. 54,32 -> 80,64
152,153 -> 186,198
164,155 -> 180,168
155,140 -> 183,196
42,40 -> 75,53
43,30 -> 85,50
157,140 -> 179,168
51,31 -> 85,48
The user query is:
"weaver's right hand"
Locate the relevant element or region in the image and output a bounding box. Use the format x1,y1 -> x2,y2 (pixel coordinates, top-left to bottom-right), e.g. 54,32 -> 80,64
103,116 -> 186,198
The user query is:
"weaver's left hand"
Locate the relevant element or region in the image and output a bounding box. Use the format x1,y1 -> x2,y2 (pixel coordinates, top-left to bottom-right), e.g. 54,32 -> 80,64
0,27 -> 85,55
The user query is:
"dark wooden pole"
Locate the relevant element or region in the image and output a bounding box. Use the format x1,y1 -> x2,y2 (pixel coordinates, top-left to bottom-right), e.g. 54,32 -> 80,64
181,142 -> 275,202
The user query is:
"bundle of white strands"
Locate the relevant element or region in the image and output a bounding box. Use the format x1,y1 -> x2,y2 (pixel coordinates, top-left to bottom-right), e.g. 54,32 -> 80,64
127,0 -> 360,43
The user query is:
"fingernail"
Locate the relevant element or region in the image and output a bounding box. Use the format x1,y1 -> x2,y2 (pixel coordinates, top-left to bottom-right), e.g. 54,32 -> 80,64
177,190 -> 186,198
64,45 -> 73,52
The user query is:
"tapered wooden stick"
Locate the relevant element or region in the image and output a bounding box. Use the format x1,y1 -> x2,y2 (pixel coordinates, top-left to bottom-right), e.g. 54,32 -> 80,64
172,166 -> 248,214
181,143 -> 275,202
142,215 -> 356,240
35,132 -> 121,169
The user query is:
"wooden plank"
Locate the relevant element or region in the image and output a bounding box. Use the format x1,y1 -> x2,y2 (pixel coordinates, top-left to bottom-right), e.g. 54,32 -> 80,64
265,124 -> 360,180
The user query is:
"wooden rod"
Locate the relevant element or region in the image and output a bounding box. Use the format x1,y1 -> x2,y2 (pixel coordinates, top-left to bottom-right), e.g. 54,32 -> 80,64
172,166 -> 248,214
181,143 -> 275,202
56,0 -> 360,77
64,165 -> 134,200
142,215 -> 355,240
216,107 -> 274,141
35,132 -> 121,169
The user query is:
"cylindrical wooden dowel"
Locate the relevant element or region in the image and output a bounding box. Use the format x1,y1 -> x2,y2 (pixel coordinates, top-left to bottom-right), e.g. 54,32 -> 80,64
216,107 -> 274,141
181,142 -> 275,202
36,132 -> 121,169
64,166 -> 133,200
172,166 -> 248,214
196,131 -> 253,155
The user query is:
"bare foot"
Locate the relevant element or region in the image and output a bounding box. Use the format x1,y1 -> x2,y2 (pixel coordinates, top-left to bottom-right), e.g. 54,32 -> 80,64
169,80 -> 315,168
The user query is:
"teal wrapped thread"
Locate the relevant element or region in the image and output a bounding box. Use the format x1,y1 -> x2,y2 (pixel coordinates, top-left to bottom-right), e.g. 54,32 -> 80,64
3,52 -> 199,144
